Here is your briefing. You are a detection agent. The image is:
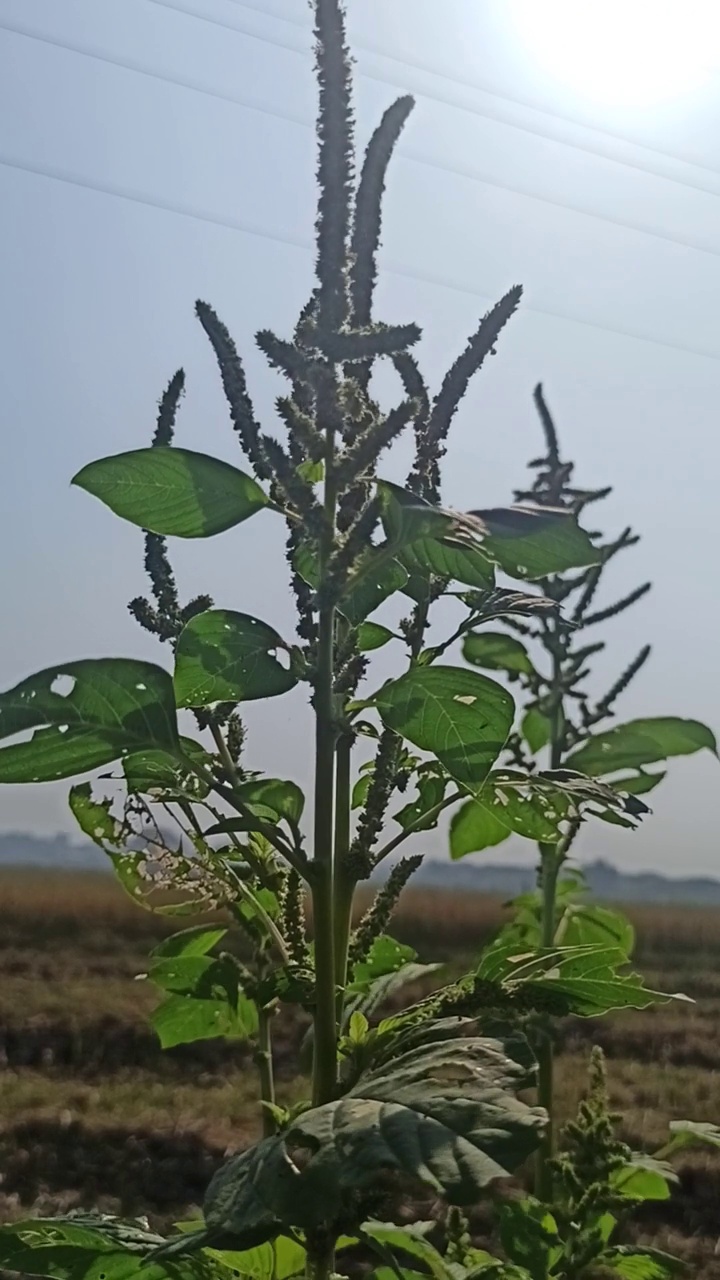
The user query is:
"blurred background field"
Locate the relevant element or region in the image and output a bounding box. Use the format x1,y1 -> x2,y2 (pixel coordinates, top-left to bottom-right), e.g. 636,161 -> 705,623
1,869 -> 720,1275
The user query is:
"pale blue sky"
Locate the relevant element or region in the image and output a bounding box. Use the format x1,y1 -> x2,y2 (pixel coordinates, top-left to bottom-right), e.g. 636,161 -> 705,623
1,0 -> 720,874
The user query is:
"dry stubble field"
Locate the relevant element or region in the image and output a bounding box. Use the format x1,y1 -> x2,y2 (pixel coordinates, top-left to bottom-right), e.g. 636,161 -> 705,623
1,869 -> 719,1275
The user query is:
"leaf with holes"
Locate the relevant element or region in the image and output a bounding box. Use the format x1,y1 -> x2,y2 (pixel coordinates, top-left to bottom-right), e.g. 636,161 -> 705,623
0,660 -> 179,783
566,718 -> 717,776
157,1035 -> 544,1254
122,737 -> 213,800
463,632 -> 535,677
450,773 -> 567,858
0,1214 -> 230,1280
73,447 -> 268,538
373,667 -> 514,792
174,611 -> 297,707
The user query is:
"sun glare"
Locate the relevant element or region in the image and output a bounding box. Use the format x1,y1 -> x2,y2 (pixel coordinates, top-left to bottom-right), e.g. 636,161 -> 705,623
508,0 -> 720,108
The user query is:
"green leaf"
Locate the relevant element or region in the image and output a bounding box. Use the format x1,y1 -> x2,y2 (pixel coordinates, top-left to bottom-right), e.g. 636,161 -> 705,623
0,1215 -> 227,1280
378,482 -> 454,547
463,632 -> 535,676
210,1235 -> 309,1280
663,1119 -> 720,1157
232,778 -> 305,825
477,943 -> 690,1018
521,707 -> 552,754
450,798 -> 510,855
73,447 -> 268,538
174,611 -> 297,707
469,505 -> 599,578
0,660 -> 178,783
361,1223 -> 449,1280
151,990 -> 258,1050
379,483 -> 495,589
122,737 -> 212,799
450,771 -> 568,858
393,767 -> 450,831
373,667 -> 514,792
566,717 -> 717,776
611,1158 -> 675,1202
297,459 -> 324,483
556,902 -> 635,955
400,538 -> 495,589
597,1245 -> 687,1278
611,771 -> 667,797
341,553 -> 409,625
499,1199 -> 562,1276
357,622 -> 396,652
152,926 -> 227,960
348,936 -> 418,994
179,1034 -> 545,1250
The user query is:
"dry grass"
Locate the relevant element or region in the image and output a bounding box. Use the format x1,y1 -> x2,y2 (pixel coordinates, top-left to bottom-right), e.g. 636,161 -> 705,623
1,871 -> 720,1271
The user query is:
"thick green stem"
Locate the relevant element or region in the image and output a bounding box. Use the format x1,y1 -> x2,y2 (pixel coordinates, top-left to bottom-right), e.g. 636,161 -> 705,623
311,602 -> 339,1107
333,735 -> 355,1024
535,844 -> 561,1200
256,1004 -> 276,1137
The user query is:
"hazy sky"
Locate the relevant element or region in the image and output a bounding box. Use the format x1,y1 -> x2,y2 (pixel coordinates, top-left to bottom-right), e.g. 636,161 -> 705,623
2,0 -> 720,875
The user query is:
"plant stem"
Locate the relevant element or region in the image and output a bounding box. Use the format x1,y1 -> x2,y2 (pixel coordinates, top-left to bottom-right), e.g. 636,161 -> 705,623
535,842 -> 560,1201
310,394 -> 340,1109
256,1004 -> 276,1137
333,734 -> 355,1024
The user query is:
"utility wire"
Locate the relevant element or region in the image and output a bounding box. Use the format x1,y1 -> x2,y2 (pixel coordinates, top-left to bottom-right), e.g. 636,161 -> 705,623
3,148 -> 720,366
154,0 -> 720,195
6,17 -> 720,271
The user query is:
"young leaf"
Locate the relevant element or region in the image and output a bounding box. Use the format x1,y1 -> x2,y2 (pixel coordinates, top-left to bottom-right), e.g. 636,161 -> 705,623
151,990 -> 258,1050
0,660 -> 179,782
174,611 -> 297,707
357,621 -> 396,652
498,1199 -> 562,1277
73,447 -> 268,538
463,631 -> 535,676
373,667 -> 515,792
152,925 -> 227,959
566,717 -> 717,776
663,1119 -> 720,1157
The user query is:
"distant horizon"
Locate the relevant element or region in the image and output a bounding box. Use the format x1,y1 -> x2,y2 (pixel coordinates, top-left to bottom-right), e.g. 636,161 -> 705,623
1,827 -> 718,890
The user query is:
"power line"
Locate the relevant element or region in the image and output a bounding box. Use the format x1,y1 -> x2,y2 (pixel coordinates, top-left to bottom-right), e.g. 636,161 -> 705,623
3,148 -> 720,366
153,0 -> 720,195
7,17 -> 720,272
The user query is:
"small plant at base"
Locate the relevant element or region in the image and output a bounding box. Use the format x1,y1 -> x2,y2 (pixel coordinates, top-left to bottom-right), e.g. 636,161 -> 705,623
454,385 -> 717,1199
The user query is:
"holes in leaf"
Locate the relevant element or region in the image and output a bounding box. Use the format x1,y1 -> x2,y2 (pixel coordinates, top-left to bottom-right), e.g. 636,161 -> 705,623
50,674 -> 76,697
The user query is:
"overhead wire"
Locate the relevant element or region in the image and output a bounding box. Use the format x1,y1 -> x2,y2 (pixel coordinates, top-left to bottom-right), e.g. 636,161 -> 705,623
4,148 -> 720,365
155,0 -> 720,193
5,17 -> 720,269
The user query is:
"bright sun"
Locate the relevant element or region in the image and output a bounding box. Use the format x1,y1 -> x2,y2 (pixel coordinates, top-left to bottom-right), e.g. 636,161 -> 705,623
508,0 -> 720,108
